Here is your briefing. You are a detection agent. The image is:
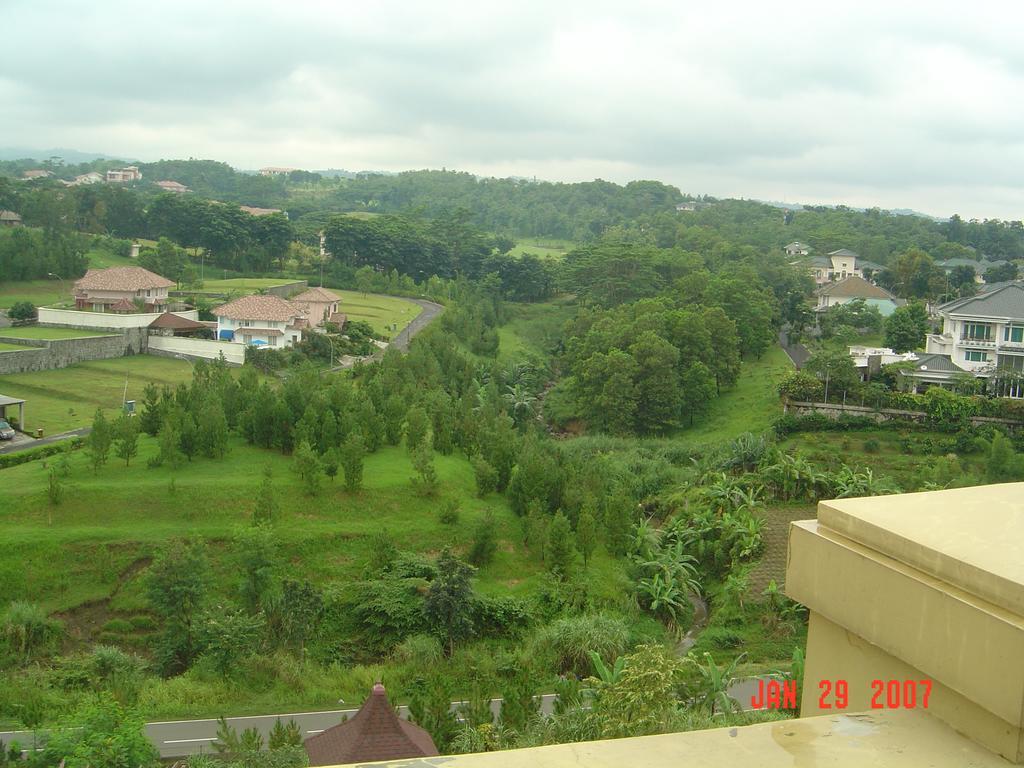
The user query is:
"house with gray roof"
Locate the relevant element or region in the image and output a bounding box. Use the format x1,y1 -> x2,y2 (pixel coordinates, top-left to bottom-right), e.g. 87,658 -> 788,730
926,284 -> 1024,397
815,276 -> 902,316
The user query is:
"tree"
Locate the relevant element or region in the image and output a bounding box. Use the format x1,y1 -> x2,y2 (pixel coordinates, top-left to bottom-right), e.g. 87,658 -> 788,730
576,506 -> 598,566
87,408 -> 112,473
803,349 -> 859,401
178,413 -> 199,461
424,548 -> 476,656
679,361 -> 717,425
628,332 -> 680,434
114,414 -> 139,466
340,432 -> 365,492
253,465 -> 278,525
545,511 -> 576,578
986,261 -> 1019,283
411,441 -> 438,496
42,695 -> 158,768
467,512 -> 498,566
147,538 -> 209,674
235,525 -> 280,614
198,606 -> 265,677
383,395 -> 405,446
196,397 -> 229,459
884,302 -> 930,353
404,406 -> 429,452
139,384 -> 164,436
292,441 -> 323,496
471,455 -> 497,497
268,718 -> 303,750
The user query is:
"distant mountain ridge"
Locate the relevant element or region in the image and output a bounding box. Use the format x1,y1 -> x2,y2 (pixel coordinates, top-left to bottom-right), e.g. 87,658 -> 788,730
0,147 -> 134,164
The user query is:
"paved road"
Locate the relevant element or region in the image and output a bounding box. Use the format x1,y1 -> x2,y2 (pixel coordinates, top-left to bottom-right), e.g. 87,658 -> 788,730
390,298 -> 445,352
779,327 -> 810,369
0,427 -> 90,455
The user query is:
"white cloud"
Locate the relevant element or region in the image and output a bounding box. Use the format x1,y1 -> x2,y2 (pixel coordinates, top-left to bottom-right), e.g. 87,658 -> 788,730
3,0 -> 1024,217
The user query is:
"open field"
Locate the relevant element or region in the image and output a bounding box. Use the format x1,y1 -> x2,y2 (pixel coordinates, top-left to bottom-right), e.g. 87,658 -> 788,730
0,342 -> 25,351
0,279 -> 64,310
0,356 -> 196,434
0,326 -> 112,340
510,239 -> 573,260
84,247 -> 136,270
191,278 -> 295,292
496,297 -> 577,362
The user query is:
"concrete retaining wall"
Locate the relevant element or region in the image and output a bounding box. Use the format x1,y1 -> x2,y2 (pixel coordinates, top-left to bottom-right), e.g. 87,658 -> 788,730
147,336 -> 245,365
37,307 -> 199,329
0,329 -> 149,374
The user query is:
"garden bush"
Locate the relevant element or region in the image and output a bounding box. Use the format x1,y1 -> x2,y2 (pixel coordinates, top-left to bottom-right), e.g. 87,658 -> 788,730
530,614 -> 630,677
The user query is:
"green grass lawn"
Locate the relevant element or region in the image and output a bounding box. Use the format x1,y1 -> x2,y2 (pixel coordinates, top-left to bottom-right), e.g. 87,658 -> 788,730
675,345 -> 793,446
0,356 -> 197,434
497,298 -> 577,362
85,248 -> 135,269
509,240 -> 572,261
331,290 -> 421,336
191,278 -> 298,292
0,327 -> 113,340
0,279 -> 64,310
0,342 -> 26,351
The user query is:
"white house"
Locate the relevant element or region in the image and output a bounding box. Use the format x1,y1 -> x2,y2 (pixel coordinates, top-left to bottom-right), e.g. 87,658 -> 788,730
925,284 -> 1024,396
797,248 -> 886,285
106,166 -> 142,183
784,241 -> 811,257
73,267 -> 174,312
214,294 -> 307,348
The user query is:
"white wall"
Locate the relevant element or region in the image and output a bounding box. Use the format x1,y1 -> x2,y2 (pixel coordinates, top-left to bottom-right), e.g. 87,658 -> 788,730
147,335 -> 245,364
39,308 -> 199,329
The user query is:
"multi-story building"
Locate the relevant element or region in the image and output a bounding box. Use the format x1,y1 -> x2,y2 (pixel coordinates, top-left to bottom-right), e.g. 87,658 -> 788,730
797,248 -> 886,285
73,267 -> 174,312
214,294 -> 308,348
925,283 -> 1024,396
106,166 -> 142,183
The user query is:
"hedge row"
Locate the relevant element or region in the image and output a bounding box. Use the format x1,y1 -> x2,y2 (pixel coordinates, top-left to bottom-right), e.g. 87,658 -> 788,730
0,437 -> 83,470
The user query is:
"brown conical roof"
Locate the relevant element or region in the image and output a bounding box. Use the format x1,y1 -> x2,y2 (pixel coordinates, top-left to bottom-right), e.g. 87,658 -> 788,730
303,684 -> 439,766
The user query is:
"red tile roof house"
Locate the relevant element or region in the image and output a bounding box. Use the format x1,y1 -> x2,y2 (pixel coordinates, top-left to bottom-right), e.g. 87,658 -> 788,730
289,287 -> 341,326
73,267 -> 175,312
303,684 -> 438,766
214,295 -> 307,348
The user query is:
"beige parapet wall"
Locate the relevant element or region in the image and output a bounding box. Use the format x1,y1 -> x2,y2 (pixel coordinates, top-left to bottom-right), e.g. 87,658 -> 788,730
38,307 -> 199,329
147,336 -> 244,365
786,484 -> 1024,763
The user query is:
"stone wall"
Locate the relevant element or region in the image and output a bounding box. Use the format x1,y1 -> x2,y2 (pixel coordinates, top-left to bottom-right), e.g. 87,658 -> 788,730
265,280 -> 307,299
37,307 -> 199,329
784,399 -> 1021,431
0,329 -> 148,374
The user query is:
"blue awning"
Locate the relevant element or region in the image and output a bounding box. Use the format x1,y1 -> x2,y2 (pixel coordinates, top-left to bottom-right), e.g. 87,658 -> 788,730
219,329 -> 235,341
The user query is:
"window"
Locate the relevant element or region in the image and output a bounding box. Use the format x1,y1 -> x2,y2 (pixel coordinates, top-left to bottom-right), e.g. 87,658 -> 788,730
965,350 -> 988,362
1004,326 -> 1024,343
962,322 -> 992,341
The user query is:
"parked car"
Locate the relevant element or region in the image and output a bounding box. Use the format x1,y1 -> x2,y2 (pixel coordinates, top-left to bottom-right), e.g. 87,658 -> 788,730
0,420 -> 15,440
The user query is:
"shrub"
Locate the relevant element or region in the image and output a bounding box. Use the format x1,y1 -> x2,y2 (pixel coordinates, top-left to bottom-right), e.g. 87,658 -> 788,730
0,438 -> 83,470
128,615 -> 156,631
438,499 -> 460,526
392,634 -> 444,667
1,601 -> 63,661
699,626 -> 745,650
7,302 -> 36,322
530,614 -> 630,676
863,439 -> 881,454
472,596 -> 532,637
467,512 -> 498,567
101,619 -> 134,634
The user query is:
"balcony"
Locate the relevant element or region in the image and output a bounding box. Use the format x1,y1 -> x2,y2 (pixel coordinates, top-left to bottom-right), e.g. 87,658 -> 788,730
960,336 -> 996,348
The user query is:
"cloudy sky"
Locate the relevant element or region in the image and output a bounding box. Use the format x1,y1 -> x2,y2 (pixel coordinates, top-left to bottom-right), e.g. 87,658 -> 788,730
3,0 -> 1023,218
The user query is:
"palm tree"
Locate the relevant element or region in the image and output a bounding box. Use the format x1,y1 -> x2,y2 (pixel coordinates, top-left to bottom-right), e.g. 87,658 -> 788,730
689,652 -> 746,714
503,383 -> 537,427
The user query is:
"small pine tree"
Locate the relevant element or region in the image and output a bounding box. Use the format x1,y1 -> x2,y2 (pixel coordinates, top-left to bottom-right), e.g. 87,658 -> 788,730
340,432 -> 365,492
404,406 -> 429,453
411,441 -> 438,496
268,718 -> 302,749
322,447 -> 340,483
603,492 -> 635,557
292,441 -> 323,496
523,500 -> 548,558
87,408 -> 112,473
320,410 -> 340,453
152,416 -> 185,470
472,455 -> 498,498
114,414 -> 139,467
253,465 -> 278,525
47,466 -> 65,509
545,511 -> 576,578
179,413 -> 199,461
576,506 -> 598,566
467,511 -> 498,566
383,395 -> 405,446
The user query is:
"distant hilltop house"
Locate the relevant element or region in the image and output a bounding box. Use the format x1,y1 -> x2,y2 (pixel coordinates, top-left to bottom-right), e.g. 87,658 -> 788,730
815,275 -> 902,316
21,169 -> 52,180
784,241 -> 811,257
258,167 -> 296,176
290,287 -> 342,327
925,283 -> 1024,397
106,166 -> 142,183
303,683 -> 438,766
675,201 -> 698,212
214,294 -> 308,348
155,180 -> 189,193
68,171 -> 104,186
0,210 -> 22,227
73,266 -> 175,312
240,205 -> 287,218
797,248 -> 885,285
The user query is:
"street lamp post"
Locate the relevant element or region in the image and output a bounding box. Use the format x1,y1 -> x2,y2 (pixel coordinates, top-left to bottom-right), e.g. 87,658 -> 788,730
46,272 -> 66,303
